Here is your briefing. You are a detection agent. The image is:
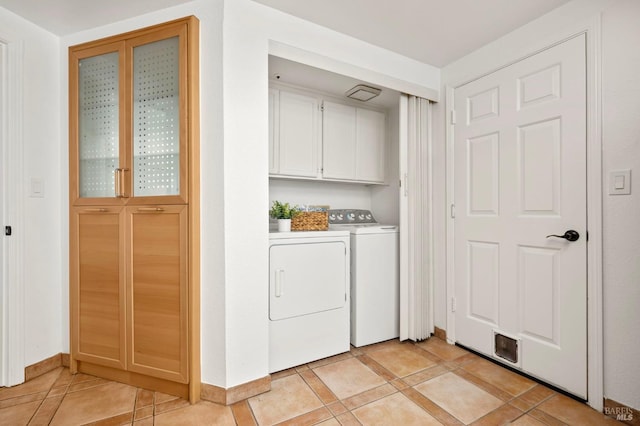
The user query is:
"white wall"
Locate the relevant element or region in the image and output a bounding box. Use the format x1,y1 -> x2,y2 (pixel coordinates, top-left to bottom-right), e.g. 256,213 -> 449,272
439,0 -> 639,410
600,0 -> 640,410
270,179 -> 373,211
221,0 -> 439,387
0,7 -> 62,368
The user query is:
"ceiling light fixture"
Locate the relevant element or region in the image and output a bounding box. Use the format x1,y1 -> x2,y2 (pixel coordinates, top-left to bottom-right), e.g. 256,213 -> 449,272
345,84 -> 381,102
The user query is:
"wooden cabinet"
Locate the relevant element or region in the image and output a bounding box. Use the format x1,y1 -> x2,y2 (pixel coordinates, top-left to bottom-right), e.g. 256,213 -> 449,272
322,101 -> 386,183
269,88 -> 321,178
69,17 -> 199,398
268,86 -> 386,184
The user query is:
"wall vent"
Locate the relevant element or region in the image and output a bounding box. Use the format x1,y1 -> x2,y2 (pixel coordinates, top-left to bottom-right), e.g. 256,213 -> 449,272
345,84 -> 381,101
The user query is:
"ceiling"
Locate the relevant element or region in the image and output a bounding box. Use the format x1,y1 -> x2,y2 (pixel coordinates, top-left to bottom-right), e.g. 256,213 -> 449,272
0,0 -> 569,66
0,0 -> 193,36
252,0 -> 570,67
269,56 -> 401,109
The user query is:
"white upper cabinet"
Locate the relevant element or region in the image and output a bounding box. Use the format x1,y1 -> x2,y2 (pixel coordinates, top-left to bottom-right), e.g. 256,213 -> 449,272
323,101 -> 386,183
355,108 -> 386,183
269,85 -> 386,184
269,88 -> 279,174
322,101 -> 357,180
270,89 -> 321,178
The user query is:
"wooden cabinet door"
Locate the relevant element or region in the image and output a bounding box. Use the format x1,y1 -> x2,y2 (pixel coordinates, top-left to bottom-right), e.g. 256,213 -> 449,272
69,42 -> 127,206
278,90 -> 320,178
71,206 -> 126,369
126,205 -> 188,383
355,108 -> 386,183
322,101 -> 357,180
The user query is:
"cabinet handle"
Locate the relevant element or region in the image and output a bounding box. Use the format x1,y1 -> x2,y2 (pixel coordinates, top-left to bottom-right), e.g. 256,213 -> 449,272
83,208 -> 108,213
136,207 -> 165,212
114,169 -> 121,197
275,269 -> 284,297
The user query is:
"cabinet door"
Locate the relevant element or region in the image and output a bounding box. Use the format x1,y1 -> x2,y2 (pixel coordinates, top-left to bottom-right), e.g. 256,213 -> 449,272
278,91 -> 320,177
322,101 -> 357,180
70,43 -> 126,205
356,108 -> 386,182
126,205 -> 188,383
269,88 -> 279,174
71,206 -> 126,369
269,241 -> 347,321
127,26 -> 188,204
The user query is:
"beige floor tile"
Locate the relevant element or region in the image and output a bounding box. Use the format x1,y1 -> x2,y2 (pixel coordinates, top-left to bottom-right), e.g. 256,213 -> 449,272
417,337 -> 469,361
510,384 -> 556,412
471,403 -> 522,425
403,364 -> 450,387
342,384 -> 396,411
155,391 -> 179,404
28,395 -> 63,426
313,357 -> 386,400
537,394 -> 620,425
352,392 -> 441,426
299,369 -> 337,404
248,374 -> 323,426
154,400 -> 235,426
280,406 -> 333,425
510,414 -> 548,425
50,381 -> 137,425
0,367 -> 61,401
366,345 -> 437,378
414,372 -> 503,424
0,391 -> 46,409
316,418 -> 341,426
462,358 -> 536,397
0,400 -> 41,425
230,400 -> 257,425
135,389 -> 154,408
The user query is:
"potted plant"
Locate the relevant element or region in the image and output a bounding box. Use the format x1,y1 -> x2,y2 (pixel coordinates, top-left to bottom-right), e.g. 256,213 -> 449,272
269,201 -> 299,232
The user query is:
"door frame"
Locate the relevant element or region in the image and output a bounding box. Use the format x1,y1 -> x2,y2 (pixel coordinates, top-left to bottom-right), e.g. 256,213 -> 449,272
445,21 -> 603,410
0,35 -> 26,387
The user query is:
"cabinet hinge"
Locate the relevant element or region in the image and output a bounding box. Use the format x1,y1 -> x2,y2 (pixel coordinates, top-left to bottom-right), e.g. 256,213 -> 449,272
320,103 -> 324,112
450,110 -> 457,125
451,297 -> 457,312
5,226 -> 12,236
450,204 -> 455,219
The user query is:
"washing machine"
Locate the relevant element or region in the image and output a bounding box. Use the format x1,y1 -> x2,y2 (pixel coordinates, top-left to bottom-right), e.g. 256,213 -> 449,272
329,209 -> 399,347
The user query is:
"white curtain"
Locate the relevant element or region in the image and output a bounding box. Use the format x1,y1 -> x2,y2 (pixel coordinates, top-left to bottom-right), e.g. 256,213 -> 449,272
399,95 -> 433,342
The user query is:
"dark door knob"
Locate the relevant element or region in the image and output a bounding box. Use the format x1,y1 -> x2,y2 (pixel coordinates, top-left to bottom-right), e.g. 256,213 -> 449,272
546,230 -> 580,242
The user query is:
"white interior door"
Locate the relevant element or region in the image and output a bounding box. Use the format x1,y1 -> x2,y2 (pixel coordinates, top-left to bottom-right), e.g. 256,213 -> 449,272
453,34 -> 587,397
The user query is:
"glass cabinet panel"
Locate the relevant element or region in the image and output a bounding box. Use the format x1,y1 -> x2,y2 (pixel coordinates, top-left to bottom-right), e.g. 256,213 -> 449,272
78,52 -> 120,198
133,37 -> 180,197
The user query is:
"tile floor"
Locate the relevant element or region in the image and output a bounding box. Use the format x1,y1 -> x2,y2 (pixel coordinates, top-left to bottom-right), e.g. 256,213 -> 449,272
0,338 -> 620,425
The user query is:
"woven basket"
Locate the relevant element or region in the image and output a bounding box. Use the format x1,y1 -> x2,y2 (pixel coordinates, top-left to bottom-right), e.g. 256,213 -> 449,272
291,211 -> 329,231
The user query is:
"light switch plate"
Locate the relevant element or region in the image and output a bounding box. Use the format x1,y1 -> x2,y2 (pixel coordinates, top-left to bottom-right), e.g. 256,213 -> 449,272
609,169 -> 631,195
30,177 -> 44,198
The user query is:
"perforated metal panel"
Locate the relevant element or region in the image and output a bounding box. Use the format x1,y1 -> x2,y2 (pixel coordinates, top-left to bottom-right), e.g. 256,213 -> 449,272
78,52 -> 119,198
133,37 -> 180,197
